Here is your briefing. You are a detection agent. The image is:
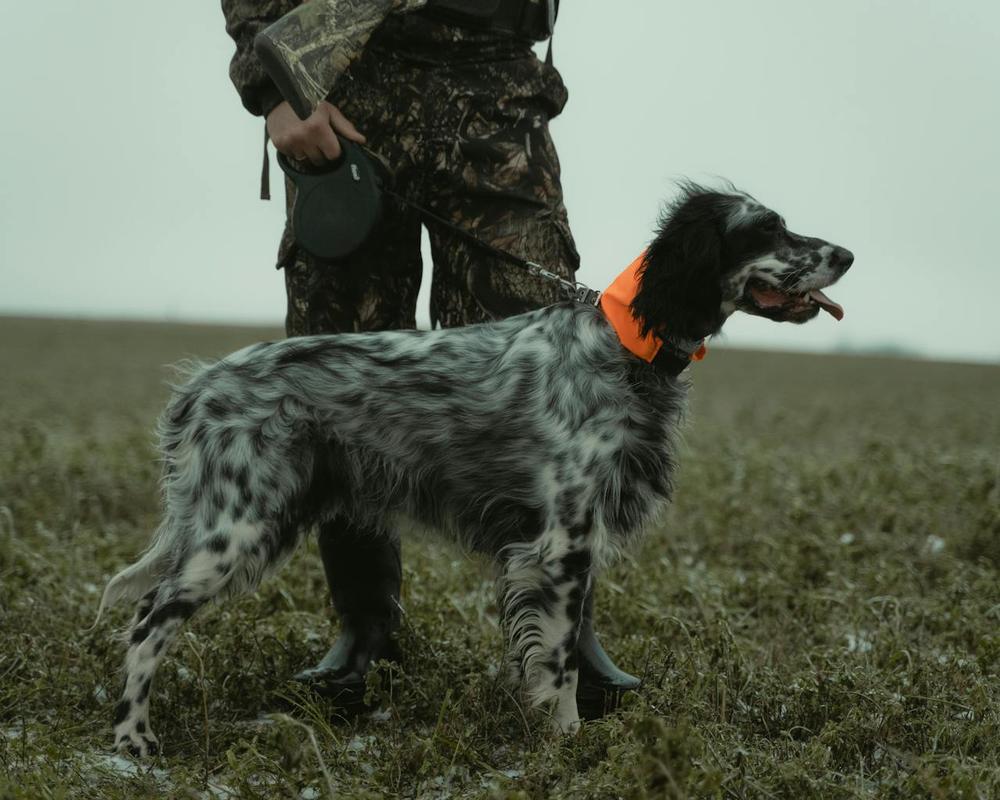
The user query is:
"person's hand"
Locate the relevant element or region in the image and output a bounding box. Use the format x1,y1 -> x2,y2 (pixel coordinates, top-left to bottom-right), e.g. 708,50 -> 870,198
266,100 -> 366,165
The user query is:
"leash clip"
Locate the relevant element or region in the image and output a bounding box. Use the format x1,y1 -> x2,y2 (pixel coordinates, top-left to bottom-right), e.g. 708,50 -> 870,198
573,283 -> 602,307
526,262 -> 601,307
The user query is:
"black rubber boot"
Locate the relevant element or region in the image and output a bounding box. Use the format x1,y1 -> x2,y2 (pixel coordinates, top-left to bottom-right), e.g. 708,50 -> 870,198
293,518 -> 402,710
575,587 -> 641,719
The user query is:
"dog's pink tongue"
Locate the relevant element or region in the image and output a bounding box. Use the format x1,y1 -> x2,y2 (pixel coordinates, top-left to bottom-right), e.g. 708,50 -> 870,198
810,289 -> 844,320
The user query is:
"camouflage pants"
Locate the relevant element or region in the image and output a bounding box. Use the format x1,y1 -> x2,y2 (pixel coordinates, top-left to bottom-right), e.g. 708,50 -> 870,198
280,18 -> 579,336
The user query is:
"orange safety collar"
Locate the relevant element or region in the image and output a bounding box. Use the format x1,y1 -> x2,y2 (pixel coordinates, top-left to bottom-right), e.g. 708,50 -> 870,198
599,252 -> 708,365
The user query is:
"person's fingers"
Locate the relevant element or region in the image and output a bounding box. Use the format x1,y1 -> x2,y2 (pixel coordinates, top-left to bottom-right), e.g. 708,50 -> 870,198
328,105 -> 366,143
271,101 -> 358,163
316,126 -> 343,161
266,101 -> 296,152
303,145 -> 327,166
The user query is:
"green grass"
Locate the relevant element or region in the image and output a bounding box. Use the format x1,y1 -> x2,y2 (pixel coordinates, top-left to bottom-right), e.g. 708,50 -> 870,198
1,315 -> 998,799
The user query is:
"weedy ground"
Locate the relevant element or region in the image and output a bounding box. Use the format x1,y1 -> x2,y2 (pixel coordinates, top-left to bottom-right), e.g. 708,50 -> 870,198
0,316 -> 998,799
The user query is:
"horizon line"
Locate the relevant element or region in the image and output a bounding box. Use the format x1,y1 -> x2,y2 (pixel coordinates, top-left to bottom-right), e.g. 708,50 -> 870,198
1,310 -> 996,368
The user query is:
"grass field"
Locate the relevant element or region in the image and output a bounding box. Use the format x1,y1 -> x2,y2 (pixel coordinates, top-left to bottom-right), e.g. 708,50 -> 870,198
1,315 -> 998,799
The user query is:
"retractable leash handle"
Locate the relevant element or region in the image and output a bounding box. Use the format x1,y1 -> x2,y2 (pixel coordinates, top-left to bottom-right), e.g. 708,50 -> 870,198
276,138 -> 387,261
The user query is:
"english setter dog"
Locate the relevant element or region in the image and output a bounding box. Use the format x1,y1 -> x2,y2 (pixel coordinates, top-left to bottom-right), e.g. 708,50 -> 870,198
99,184 -> 852,756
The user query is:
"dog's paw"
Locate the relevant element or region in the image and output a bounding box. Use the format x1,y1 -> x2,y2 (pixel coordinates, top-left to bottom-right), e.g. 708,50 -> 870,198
113,727 -> 160,758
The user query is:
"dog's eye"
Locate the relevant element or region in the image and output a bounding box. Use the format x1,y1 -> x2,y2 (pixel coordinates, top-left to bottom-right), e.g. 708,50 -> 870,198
760,215 -> 782,233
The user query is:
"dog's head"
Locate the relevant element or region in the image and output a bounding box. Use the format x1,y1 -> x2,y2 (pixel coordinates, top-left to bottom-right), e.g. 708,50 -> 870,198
631,184 -> 853,342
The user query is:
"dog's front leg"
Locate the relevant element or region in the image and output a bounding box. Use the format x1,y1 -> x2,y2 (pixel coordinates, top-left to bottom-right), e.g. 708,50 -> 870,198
500,534 -> 592,734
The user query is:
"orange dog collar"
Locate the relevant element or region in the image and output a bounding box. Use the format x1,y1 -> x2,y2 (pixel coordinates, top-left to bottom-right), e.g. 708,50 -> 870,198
599,252 -> 707,365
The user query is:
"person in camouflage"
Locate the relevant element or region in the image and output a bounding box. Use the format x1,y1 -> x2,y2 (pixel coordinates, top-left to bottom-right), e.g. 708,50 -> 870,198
221,0 -> 638,718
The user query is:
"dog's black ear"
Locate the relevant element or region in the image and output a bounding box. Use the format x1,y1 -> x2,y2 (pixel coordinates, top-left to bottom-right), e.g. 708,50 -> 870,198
630,190 -> 727,341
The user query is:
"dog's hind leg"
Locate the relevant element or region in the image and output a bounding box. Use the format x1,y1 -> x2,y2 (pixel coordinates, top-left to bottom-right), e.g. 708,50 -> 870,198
500,532 -> 592,734
111,521 -> 271,757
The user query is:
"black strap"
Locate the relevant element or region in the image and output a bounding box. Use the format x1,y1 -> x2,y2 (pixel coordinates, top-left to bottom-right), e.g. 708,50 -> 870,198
260,126 -> 272,201
650,334 -> 707,377
391,180 -> 693,373
381,188 -> 528,272
419,0 -> 555,40
651,347 -> 693,377
381,184 -> 600,306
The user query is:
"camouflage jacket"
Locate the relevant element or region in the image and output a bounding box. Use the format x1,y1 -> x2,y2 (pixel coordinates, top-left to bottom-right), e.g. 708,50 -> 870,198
221,0 -> 429,118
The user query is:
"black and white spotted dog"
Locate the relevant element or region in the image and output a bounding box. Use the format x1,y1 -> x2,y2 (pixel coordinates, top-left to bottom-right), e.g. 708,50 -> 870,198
99,184 -> 852,756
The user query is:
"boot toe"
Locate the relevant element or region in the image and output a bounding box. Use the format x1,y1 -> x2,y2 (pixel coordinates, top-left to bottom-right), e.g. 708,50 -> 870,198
576,669 -> 641,720
294,666 -> 369,707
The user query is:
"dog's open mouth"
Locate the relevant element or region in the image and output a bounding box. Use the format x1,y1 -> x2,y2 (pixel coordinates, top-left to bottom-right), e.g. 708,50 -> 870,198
744,279 -> 844,321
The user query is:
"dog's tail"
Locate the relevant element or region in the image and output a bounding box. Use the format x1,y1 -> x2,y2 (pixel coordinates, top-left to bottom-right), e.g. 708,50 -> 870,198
89,526 -> 173,630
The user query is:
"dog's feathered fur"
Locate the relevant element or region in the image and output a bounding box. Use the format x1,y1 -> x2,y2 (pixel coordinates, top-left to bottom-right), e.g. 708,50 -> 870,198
100,184 -> 852,755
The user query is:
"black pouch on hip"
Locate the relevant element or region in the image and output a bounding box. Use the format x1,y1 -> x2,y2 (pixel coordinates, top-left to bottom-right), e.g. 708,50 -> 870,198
420,0 -> 557,40
277,139 -> 386,261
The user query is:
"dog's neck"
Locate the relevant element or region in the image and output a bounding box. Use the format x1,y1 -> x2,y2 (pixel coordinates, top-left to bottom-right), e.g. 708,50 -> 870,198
600,253 -> 708,377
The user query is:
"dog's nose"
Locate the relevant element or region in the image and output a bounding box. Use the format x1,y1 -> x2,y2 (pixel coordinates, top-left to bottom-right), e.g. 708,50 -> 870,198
832,247 -> 854,272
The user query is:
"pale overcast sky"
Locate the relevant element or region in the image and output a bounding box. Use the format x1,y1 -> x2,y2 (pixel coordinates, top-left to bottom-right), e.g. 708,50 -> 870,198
1,1 -> 998,363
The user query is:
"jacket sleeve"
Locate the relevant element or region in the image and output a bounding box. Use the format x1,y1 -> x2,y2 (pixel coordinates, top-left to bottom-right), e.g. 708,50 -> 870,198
221,0 -> 301,118
222,0 -> 428,119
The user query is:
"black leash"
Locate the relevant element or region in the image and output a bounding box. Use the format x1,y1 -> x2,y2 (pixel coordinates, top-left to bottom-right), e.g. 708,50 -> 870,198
379,179 -> 708,377
383,185 -> 704,376
277,141 -> 704,376
379,184 -> 602,308
270,135 -> 601,306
